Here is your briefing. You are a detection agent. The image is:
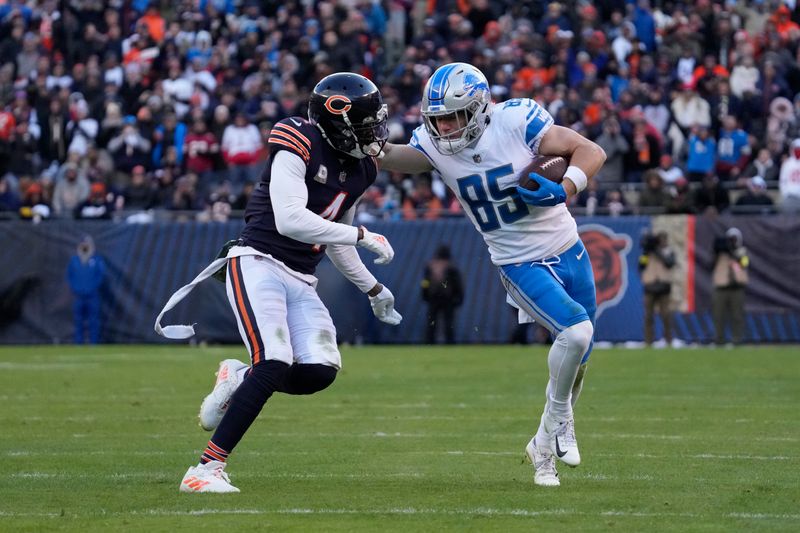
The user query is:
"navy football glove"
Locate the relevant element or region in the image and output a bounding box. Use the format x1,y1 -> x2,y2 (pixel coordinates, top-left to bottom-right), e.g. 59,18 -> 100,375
516,173 -> 567,207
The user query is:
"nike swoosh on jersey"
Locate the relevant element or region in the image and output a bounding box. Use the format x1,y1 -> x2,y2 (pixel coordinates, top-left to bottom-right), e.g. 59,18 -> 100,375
576,249 -> 585,260
290,118 -> 302,126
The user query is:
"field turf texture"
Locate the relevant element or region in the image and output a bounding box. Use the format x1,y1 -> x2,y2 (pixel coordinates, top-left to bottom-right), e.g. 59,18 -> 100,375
1,345 -> 798,532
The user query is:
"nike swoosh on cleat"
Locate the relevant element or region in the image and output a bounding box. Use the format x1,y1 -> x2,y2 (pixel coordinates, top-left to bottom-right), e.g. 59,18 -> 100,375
543,193 -> 555,201
555,436 -> 567,458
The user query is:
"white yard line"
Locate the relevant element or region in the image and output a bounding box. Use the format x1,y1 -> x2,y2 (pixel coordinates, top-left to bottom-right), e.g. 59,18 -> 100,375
1,508 -> 798,520
5,470 -> 657,482
6,449 -> 797,461
7,429 -> 798,443
0,362 -> 100,370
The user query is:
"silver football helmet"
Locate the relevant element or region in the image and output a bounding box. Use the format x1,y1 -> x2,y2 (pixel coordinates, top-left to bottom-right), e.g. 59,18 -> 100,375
421,63 -> 492,155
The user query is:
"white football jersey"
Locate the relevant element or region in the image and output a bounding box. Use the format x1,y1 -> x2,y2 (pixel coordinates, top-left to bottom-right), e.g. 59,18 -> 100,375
410,98 -> 578,265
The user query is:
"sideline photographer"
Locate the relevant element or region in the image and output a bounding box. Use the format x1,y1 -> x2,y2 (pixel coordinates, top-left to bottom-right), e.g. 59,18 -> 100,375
712,228 -> 749,345
639,231 -> 676,347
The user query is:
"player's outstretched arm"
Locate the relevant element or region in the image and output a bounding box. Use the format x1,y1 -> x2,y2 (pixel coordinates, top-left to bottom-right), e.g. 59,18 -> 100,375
537,125 -> 607,197
379,143 -> 435,173
272,151 -> 394,263
326,206 -> 402,325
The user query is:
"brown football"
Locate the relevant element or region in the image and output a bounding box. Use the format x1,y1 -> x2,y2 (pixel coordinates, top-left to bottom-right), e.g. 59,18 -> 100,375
518,155 -> 569,191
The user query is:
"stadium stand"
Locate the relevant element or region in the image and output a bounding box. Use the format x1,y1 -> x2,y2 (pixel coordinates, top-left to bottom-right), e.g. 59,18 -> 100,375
0,0 -> 799,222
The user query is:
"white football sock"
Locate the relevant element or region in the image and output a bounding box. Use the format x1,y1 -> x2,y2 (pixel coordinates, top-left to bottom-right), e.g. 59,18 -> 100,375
571,363 -> 588,408
544,321 -> 593,424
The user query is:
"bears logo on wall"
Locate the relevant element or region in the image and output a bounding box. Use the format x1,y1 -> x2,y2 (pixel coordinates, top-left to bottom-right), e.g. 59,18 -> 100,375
579,224 -> 632,317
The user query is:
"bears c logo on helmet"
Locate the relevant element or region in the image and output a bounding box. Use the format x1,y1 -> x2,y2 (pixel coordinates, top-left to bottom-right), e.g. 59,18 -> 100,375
324,95 -> 352,115
578,224 -> 632,318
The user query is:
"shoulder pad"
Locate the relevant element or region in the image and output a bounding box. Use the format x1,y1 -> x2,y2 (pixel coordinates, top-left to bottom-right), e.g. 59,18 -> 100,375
268,118 -> 315,164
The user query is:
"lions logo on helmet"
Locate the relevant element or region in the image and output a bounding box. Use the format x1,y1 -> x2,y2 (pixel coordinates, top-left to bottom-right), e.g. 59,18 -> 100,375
421,63 -> 492,155
308,73 -> 389,160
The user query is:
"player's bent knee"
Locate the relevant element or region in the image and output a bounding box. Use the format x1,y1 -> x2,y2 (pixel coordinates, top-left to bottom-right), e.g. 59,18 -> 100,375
248,359 -> 291,396
288,363 -> 338,395
561,320 -> 594,354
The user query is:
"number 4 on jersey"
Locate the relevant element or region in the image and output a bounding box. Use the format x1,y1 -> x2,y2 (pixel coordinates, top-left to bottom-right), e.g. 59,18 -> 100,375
312,192 -> 349,252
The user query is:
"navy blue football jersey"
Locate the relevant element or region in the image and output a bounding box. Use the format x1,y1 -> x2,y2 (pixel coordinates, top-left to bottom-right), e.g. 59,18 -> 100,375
239,117 -> 378,275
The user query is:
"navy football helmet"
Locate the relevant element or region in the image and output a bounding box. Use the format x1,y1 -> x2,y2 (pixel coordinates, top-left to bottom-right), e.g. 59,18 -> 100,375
308,73 -> 388,159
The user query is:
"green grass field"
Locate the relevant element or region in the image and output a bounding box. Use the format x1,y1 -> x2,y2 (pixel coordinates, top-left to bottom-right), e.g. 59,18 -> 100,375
1,345 -> 798,532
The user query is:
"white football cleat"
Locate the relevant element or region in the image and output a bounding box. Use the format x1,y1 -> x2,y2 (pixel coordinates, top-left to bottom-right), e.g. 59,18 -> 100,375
525,437 -> 560,487
180,460 -> 239,493
199,359 -> 248,431
545,416 -> 581,467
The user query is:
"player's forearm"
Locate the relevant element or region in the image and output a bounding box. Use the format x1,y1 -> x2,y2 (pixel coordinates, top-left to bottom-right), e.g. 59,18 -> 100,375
563,143 -> 606,198
379,143 -> 434,173
568,142 -> 606,180
326,244 -> 380,293
562,179 -> 577,198
323,204 -> 379,291
274,206 -> 359,245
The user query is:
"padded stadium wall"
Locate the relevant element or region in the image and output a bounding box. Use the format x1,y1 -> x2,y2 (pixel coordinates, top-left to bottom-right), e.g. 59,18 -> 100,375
1,216 -> 798,345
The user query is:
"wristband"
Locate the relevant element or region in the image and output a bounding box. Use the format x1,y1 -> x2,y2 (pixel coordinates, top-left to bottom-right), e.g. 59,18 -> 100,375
564,165 -> 588,193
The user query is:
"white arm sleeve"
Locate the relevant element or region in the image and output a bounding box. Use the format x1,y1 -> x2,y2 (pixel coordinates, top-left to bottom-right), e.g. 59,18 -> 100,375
325,205 -> 379,293
270,150 -> 360,245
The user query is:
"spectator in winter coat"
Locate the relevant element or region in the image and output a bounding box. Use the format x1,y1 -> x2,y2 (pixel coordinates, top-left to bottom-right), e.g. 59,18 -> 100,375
716,115 -> 750,180
152,112 -> 187,168
693,174 -> 730,215
638,170 -> 671,212
221,112 -> 263,190
733,176 -> 775,214
666,177 -> 695,214
686,126 -> 717,181
76,182 -> 115,220
670,84 -> 711,155
52,163 -> 89,218
66,99 -> 98,157
120,165 -> 156,211
625,115 -> 661,182
743,148 -> 778,182
657,155 -> 684,185
729,55 -> 760,98
594,117 -> 629,181
108,123 -> 151,174
779,138 -> 800,213
183,119 -> 219,179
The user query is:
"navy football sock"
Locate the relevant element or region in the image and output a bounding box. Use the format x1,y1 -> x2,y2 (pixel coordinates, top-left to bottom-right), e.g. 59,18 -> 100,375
201,359 -> 289,463
277,363 -> 337,395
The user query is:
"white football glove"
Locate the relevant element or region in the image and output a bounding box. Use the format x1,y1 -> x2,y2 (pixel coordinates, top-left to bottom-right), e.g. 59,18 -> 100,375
369,286 -> 403,325
357,226 -> 395,265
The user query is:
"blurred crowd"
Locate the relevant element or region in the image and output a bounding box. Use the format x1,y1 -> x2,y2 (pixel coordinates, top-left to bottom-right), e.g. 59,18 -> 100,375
1,0 -> 800,223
